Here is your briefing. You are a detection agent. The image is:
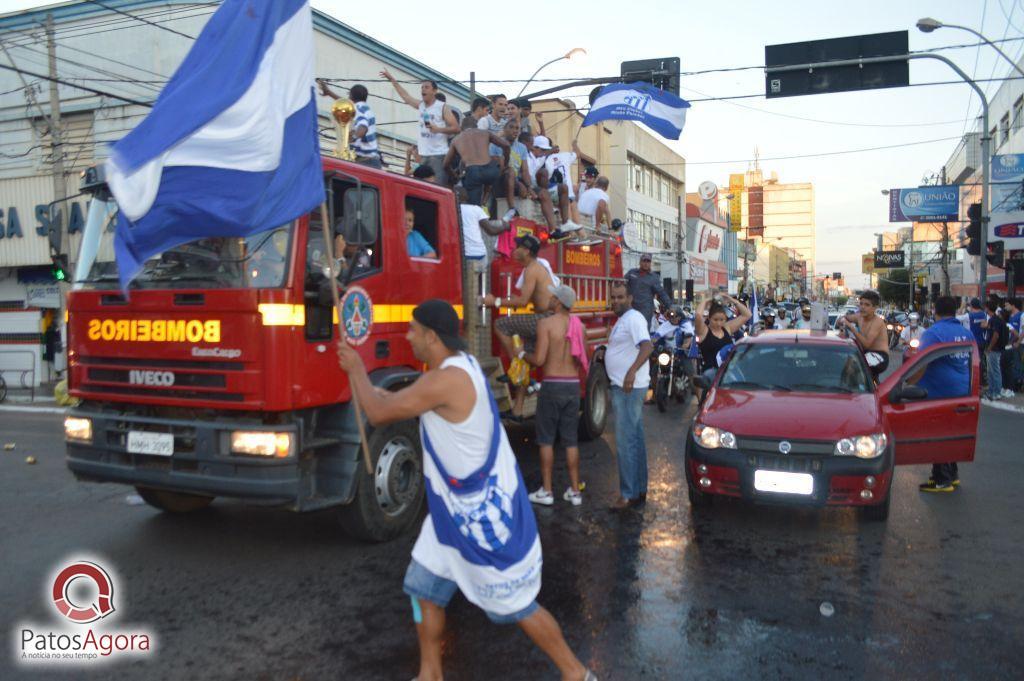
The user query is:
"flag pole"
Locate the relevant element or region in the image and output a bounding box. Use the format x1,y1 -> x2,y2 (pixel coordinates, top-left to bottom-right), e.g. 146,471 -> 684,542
319,201 -> 373,475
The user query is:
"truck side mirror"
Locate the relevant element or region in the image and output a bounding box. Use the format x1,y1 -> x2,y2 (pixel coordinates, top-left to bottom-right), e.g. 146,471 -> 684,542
340,188 -> 378,246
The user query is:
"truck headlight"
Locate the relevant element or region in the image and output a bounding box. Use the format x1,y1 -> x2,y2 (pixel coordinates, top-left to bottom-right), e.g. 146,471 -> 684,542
64,417 -> 92,442
231,431 -> 293,458
834,433 -> 887,459
657,352 -> 671,366
694,424 -> 737,450
909,338 -> 920,348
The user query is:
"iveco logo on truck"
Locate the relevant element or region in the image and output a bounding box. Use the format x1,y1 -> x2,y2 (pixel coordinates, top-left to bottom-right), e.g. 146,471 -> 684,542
129,370 -> 175,387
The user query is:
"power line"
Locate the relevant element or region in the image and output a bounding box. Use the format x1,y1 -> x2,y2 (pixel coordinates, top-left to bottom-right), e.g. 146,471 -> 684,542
0,4 -> 214,49
84,0 -> 196,40
0,61 -> 152,107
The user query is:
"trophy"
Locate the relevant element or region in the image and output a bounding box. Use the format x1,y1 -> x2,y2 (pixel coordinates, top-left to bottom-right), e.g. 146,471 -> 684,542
331,99 -> 357,161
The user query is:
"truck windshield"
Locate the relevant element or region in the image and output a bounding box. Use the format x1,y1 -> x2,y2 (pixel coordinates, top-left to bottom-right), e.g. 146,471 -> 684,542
78,225 -> 293,290
719,344 -> 873,393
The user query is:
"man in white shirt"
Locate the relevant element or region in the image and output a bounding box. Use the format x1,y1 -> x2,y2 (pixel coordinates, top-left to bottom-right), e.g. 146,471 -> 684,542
577,176 -> 612,231
606,281 -> 653,510
544,139 -> 584,240
381,70 -> 459,185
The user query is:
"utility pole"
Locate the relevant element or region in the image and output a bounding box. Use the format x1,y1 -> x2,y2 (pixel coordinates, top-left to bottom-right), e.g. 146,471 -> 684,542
676,195 -> 684,301
906,225 -> 915,312
939,165 -> 951,296
45,13 -> 67,260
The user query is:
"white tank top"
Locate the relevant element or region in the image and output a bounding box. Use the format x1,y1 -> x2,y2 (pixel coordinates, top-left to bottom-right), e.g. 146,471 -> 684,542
420,353 -> 491,478
418,100 -> 450,156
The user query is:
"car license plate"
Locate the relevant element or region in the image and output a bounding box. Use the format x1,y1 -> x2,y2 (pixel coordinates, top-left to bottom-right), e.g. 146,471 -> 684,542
754,470 -> 813,495
127,431 -> 174,456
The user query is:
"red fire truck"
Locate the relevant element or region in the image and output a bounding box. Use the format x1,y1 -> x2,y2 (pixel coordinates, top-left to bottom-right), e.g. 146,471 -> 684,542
64,157 -> 622,541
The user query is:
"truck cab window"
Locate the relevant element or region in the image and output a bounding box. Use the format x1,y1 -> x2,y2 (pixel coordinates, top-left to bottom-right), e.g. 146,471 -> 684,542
330,179 -> 382,276
404,196 -> 439,260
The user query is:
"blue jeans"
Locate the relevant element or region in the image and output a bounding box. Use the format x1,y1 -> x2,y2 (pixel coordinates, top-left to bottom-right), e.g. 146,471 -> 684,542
986,350 -> 1003,398
610,385 -> 648,500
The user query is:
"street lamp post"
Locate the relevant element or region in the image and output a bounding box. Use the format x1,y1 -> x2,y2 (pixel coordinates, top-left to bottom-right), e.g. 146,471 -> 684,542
516,48 -> 587,98
917,18 -> 1024,79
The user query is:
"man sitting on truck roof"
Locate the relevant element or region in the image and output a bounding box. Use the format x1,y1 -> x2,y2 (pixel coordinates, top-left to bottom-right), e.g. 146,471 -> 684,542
482,233 -> 557,416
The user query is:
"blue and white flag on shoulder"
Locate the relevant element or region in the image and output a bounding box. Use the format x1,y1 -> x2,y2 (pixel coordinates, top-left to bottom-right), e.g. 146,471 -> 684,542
582,82 -> 690,140
106,0 -> 324,291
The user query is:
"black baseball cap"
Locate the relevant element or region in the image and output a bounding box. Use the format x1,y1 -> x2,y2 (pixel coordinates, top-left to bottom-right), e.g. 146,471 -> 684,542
412,299 -> 466,351
584,165 -> 599,177
515,234 -> 542,255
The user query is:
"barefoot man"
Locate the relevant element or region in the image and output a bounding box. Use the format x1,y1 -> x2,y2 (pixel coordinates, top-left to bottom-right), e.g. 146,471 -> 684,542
482,234 -> 556,416
337,299 -> 595,681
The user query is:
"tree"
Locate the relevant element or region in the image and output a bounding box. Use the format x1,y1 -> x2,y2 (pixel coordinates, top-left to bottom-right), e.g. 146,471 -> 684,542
878,268 -> 909,304
835,295 -> 849,308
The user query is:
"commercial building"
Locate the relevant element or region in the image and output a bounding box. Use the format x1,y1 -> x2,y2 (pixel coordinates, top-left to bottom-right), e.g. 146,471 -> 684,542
725,167 -> 815,293
0,0 -> 473,384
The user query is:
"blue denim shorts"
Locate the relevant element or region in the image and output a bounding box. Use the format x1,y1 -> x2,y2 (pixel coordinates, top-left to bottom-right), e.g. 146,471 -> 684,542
402,559 -> 539,625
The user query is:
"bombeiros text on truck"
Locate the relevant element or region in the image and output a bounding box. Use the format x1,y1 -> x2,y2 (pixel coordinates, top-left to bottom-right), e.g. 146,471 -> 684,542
63,155 -> 622,542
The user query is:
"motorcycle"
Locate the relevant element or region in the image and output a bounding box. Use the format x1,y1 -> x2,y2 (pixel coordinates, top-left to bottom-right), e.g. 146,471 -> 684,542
653,336 -> 693,413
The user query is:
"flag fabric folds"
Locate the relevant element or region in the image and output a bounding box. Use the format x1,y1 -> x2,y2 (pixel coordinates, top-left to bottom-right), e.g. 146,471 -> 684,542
582,82 -> 690,140
106,0 -> 324,291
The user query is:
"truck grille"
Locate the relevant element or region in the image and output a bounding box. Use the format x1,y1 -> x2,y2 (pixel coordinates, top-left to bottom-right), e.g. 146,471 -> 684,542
77,356 -> 247,402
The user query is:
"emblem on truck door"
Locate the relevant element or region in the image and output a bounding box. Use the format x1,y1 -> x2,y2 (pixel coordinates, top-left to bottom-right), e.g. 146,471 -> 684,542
340,286 -> 373,346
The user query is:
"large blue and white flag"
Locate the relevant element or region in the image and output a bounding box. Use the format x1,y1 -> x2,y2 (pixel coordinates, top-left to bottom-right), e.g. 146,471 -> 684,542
582,82 -> 690,140
750,287 -> 760,329
107,0 -> 324,291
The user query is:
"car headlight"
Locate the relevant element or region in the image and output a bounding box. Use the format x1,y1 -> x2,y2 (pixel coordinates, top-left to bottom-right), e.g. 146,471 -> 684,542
886,324 -> 894,331
694,424 -> 737,450
909,338 -> 920,348
657,352 -> 671,366
231,431 -> 293,458
834,433 -> 887,459
64,416 -> 92,442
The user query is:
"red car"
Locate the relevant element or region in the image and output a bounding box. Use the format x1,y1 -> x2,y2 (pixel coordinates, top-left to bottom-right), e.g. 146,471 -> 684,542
686,331 -> 980,521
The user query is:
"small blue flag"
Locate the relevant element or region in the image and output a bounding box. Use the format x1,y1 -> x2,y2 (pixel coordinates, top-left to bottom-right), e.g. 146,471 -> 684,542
583,82 -> 690,140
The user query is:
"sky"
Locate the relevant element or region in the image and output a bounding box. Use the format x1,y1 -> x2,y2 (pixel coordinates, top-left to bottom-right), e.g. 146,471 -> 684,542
4,0 -> 1021,288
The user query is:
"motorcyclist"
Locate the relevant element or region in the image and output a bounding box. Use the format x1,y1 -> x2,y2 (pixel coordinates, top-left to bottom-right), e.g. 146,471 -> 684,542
776,307 -> 792,329
793,304 -> 813,329
899,312 -> 925,349
758,307 -> 778,334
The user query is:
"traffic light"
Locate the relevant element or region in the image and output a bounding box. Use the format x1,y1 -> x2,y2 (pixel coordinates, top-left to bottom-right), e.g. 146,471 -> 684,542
50,254 -> 68,282
966,202 -> 982,256
987,240 -> 1005,268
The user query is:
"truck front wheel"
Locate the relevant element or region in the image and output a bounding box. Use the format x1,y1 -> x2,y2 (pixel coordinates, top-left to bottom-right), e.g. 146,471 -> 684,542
339,419 -> 425,543
134,486 -> 214,513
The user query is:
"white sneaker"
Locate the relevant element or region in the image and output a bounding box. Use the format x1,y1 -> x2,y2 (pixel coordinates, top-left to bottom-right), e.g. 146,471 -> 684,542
1001,388 -> 1015,398
563,487 -> 583,506
560,220 -> 583,233
528,487 -> 554,506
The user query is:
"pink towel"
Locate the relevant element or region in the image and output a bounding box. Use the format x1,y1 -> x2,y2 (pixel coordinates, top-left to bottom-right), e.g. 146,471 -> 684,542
496,229 -> 516,259
567,315 -> 589,377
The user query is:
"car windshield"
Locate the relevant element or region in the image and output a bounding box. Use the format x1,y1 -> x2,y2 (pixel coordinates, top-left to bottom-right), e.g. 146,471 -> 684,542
719,343 -> 873,393
78,225 -> 293,290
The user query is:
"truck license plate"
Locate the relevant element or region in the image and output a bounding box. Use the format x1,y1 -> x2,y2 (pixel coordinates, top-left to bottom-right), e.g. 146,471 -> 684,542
754,470 -> 813,495
127,431 -> 174,456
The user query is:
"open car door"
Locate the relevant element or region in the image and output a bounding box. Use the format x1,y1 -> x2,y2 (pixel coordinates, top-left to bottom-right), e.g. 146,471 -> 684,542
876,341 -> 980,466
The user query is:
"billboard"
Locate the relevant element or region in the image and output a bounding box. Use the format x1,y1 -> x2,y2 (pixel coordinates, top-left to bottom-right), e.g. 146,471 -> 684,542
862,253 -> 875,275
728,173 -> 744,231
873,250 -> 905,269
747,185 -> 764,237
696,220 -> 724,260
993,154 -> 1024,212
888,186 -> 959,222
988,211 -> 1024,244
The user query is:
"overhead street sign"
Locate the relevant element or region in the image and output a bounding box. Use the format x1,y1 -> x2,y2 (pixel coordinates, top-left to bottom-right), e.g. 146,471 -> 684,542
765,31 -> 909,99
620,57 -> 680,96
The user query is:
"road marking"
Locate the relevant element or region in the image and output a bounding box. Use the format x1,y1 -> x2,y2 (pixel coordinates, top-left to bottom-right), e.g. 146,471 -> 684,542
0,405 -> 67,415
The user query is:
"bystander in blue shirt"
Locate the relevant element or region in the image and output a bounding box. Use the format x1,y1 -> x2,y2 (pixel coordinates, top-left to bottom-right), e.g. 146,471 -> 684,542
916,317 -> 973,399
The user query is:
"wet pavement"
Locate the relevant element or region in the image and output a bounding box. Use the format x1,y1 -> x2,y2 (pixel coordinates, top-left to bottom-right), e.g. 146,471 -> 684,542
1,404 -> 1022,680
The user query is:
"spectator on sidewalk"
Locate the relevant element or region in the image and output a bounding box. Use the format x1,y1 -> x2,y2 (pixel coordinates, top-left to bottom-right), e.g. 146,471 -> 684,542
1005,297 -> 1022,391
380,69 -> 459,185
606,280 -> 653,510
983,299 -> 1008,401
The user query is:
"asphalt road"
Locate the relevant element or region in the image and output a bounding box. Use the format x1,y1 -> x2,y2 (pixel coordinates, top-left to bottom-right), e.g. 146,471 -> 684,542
1,401 -> 1022,681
